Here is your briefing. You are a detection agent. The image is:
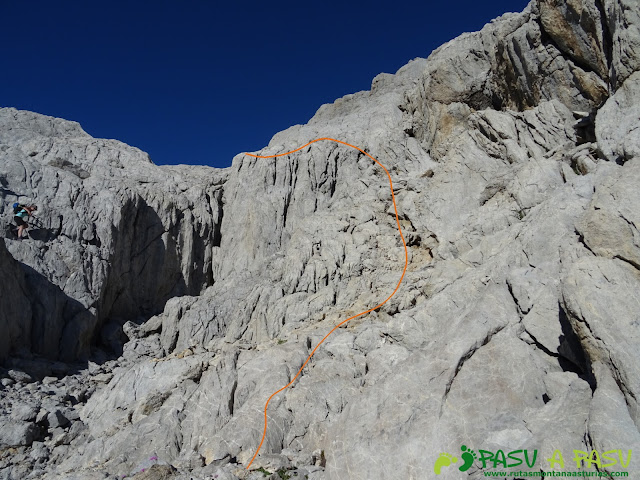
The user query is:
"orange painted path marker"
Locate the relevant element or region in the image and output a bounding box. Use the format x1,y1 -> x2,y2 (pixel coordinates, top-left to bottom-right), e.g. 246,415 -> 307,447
244,137 -> 408,469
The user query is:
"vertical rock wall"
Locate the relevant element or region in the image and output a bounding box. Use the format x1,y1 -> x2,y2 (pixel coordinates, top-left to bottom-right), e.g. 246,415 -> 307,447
0,109 -> 226,360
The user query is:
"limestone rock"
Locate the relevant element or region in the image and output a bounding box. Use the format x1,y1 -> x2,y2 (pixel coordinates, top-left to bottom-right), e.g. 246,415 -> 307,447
11,404 -> 39,422
131,464 -> 178,480
539,0 -> 609,79
7,369 -> 34,384
588,361 -> 640,476
46,410 -> 70,429
0,107 -> 226,361
603,0 -> 640,88
0,420 -> 38,447
596,71 -> 640,163
562,257 -> 640,425
0,238 -> 32,362
577,157 -> 640,266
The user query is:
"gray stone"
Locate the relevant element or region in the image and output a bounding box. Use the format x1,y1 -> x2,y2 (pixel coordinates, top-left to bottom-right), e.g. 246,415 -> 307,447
603,0 -> 640,88
588,361 -> 640,475
49,427 -> 68,447
130,464 -> 177,480
62,421 -> 86,445
0,239 -> 32,362
35,409 -> 48,424
596,71 -> 640,163
539,0 -> 608,79
10,404 -> 39,422
122,320 -> 142,340
7,369 -> 33,384
62,408 -> 80,423
0,420 -> 38,446
90,373 -> 113,384
46,410 -> 70,429
5,357 -> 54,379
29,441 -> 50,462
577,157 -> 640,266
563,257 -> 640,425
6,464 -> 31,480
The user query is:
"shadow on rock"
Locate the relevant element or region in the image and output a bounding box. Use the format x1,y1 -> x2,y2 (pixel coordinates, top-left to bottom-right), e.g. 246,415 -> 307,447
2,215 -> 62,243
19,263 -> 99,363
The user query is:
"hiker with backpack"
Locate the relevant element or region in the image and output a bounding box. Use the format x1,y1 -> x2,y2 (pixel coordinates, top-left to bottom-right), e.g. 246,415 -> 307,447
13,203 -> 37,239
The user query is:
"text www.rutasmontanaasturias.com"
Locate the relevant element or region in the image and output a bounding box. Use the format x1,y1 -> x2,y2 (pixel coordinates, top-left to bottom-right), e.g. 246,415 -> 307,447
482,471 -> 629,477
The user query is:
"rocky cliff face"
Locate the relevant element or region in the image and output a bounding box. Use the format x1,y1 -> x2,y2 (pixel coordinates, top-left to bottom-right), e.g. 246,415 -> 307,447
1,1 -> 639,479
0,238 -> 31,362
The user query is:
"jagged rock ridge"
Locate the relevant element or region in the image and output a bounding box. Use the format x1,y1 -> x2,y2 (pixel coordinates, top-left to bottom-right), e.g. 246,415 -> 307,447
0,1 -> 639,479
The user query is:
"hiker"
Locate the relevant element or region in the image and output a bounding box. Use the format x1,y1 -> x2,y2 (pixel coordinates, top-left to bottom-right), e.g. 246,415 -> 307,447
13,203 -> 37,239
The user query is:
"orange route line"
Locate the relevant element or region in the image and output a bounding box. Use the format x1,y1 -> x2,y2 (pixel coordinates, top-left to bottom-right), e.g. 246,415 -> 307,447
244,137 -> 408,469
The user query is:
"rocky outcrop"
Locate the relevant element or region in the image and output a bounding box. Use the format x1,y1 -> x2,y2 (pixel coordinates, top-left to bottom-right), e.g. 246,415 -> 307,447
0,109 -> 226,360
596,70 -> 640,162
604,0 -> 640,88
0,238 -> 31,362
1,0 -> 639,479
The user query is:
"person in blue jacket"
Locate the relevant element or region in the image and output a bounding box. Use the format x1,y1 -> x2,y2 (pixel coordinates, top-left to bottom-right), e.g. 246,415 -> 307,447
13,203 -> 37,239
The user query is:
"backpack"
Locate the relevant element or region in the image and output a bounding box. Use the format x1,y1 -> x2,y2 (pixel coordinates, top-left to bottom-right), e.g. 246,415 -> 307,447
12,203 -> 28,216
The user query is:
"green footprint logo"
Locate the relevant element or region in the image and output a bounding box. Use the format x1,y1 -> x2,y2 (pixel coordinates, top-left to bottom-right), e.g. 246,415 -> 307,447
434,453 -> 457,475
458,445 -> 478,472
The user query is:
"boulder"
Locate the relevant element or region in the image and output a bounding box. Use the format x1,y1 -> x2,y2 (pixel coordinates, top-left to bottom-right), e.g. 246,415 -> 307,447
0,420 -> 38,447
596,71 -> 640,163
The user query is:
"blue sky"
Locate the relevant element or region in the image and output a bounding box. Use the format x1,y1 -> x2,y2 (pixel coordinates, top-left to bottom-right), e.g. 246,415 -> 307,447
1,0 -> 530,168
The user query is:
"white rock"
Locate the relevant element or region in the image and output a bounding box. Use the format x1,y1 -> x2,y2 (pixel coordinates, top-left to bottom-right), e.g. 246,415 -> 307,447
596,71 -> 640,163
